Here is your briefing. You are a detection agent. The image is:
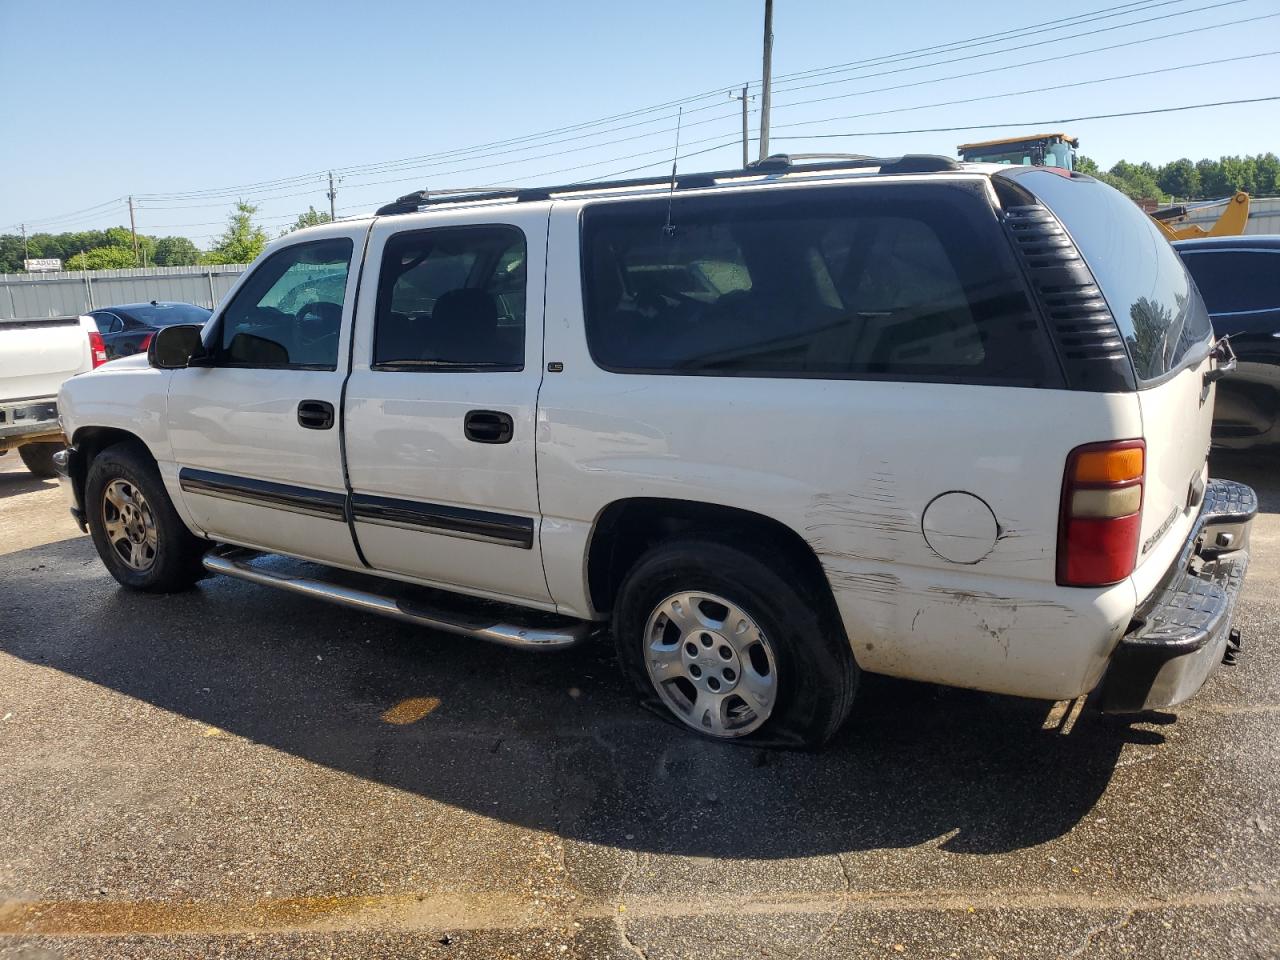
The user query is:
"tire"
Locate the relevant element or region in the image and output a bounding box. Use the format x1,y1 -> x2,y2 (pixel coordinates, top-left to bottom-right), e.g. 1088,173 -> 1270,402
85,442 -> 207,592
613,538 -> 858,749
18,441 -> 61,478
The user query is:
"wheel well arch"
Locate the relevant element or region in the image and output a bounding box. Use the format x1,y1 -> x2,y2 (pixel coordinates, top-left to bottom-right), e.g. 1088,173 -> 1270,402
585,497 -> 835,616
68,426 -> 155,505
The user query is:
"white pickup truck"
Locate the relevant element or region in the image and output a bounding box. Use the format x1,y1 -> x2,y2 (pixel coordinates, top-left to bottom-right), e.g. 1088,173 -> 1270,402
0,314 -> 103,475
55,156 -> 1256,747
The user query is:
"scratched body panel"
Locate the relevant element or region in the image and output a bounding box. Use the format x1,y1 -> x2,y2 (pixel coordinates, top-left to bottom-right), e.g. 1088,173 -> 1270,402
538,218 -> 1144,703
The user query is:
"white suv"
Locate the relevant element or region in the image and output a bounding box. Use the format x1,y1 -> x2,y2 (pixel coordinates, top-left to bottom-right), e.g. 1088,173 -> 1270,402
55,155 -> 1255,748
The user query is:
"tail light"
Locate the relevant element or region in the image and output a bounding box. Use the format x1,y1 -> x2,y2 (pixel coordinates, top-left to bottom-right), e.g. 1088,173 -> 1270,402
137,332 -> 154,353
88,330 -> 108,368
1057,439 -> 1145,587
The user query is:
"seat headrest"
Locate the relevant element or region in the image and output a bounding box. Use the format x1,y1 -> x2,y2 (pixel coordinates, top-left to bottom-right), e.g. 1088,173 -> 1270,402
433,288 -> 498,331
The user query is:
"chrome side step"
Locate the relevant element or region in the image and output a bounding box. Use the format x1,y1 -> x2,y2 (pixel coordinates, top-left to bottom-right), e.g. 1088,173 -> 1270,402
201,550 -> 593,650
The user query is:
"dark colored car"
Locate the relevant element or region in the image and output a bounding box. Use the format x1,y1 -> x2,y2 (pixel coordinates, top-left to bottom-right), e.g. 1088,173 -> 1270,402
1175,236 -> 1280,450
89,301 -> 213,361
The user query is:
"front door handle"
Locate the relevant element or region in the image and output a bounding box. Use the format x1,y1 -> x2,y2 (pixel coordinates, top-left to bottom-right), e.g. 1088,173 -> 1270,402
464,409 -> 514,444
297,399 -> 335,430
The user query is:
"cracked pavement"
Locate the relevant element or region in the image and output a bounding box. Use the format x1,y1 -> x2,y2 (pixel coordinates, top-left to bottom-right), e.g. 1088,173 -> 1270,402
0,450 -> 1277,958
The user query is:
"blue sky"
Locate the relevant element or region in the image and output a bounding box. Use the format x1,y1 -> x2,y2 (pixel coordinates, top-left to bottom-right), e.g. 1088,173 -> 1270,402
2,0 -> 1277,246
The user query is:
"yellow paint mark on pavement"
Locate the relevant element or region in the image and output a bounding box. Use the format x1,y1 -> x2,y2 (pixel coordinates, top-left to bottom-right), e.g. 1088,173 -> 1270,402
381,697 -> 442,725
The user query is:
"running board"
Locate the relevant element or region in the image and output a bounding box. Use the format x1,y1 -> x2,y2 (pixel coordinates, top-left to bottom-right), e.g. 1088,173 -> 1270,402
201,550 -> 593,650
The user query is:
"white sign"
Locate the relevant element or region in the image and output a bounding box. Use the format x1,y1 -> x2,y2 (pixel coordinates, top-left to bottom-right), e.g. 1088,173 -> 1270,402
24,258 -> 62,272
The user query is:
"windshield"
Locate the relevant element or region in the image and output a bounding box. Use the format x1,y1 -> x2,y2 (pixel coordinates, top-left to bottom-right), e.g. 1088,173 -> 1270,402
122,303 -> 213,327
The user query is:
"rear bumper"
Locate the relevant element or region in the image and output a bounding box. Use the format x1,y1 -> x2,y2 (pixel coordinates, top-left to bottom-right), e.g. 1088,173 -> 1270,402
0,398 -> 60,450
1097,479 -> 1257,713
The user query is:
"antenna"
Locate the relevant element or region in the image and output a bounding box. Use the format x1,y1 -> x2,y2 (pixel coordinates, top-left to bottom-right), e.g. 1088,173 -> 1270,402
663,107 -> 684,238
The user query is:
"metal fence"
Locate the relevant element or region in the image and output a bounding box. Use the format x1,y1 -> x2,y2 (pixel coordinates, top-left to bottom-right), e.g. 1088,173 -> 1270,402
0,264 -> 249,320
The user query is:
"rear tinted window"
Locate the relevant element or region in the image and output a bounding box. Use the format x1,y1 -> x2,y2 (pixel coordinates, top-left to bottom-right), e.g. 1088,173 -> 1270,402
1023,172 -> 1212,383
581,183 -> 1052,384
120,303 -> 212,326
1179,250 -> 1280,316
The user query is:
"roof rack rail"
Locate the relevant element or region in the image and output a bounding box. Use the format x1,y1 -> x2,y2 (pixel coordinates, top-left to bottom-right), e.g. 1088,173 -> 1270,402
374,153 -> 964,217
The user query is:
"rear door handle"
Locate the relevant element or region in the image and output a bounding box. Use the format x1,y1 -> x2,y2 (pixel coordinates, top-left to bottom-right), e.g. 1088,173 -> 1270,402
464,410 -> 514,444
297,399 -> 335,430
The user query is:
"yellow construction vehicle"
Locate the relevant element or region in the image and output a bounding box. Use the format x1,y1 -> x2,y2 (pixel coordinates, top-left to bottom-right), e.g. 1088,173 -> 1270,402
957,132 -> 1078,170
1150,192 -> 1251,240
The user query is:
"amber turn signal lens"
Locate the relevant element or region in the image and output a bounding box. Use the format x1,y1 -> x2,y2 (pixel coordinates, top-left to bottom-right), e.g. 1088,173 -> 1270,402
1072,446 -> 1144,484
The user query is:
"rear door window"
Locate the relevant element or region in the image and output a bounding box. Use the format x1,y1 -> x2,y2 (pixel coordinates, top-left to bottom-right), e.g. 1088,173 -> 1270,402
372,225 -> 526,371
580,182 -> 1054,385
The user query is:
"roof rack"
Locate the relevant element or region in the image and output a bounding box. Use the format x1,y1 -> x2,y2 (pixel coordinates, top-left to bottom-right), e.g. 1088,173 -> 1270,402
374,154 -> 963,216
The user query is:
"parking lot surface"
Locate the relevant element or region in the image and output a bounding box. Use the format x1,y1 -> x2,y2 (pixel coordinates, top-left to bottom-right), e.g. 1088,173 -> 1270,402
1,452 -> 1277,959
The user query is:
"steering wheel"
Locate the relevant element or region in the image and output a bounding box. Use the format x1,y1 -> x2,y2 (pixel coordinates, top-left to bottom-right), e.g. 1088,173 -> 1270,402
295,301 -> 341,346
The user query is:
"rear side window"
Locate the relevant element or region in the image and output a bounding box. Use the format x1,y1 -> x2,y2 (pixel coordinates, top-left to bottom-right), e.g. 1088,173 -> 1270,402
1023,172 -> 1213,384
373,225 -> 526,371
1179,250 -> 1280,316
581,183 -> 1053,385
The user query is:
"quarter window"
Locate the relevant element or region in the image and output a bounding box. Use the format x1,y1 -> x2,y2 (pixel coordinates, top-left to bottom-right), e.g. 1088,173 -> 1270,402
215,238 -> 352,369
1024,172 -> 1213,383
373,225 -> 526,370
581,183 -> 1052,384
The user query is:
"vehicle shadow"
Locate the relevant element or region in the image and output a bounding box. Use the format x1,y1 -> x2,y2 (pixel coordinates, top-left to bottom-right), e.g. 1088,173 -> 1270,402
0,537 -> 1149,861
0,466 -> 55,498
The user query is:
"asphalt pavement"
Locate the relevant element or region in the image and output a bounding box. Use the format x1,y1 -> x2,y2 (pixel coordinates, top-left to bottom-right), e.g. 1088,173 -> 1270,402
0,450 -> 1277,959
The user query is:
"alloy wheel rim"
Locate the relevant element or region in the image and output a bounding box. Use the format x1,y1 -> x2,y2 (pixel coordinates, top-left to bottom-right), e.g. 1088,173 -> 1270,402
642,591 -> 778,738
102,479 -> 158,572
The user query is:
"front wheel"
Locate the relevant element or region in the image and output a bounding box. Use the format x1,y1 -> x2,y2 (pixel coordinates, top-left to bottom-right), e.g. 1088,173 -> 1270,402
85,443 -> 207,591
613,539 -> 858,749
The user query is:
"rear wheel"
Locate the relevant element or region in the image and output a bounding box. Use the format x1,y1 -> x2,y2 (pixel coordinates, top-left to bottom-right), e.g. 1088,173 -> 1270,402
85,443 -> 207,591
18,441 -> 60,478
613,539 -> 857,748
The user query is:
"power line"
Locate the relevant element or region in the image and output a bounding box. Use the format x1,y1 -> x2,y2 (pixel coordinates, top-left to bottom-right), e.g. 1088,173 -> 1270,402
137,107 -> 745,209
769,0 -> 1189,83
12,197 -> 125,232
131,0 -> 1227,203
772,49 -> 1280,131
7,0 -> 1270,231
137,0 -> 1256,212
769,9 -> 1280,112
771,94 -> 1280,142
770,0 -> 1249,96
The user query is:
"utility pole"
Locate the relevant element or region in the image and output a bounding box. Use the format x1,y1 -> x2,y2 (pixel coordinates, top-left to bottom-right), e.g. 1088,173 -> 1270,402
758,0 -> 774,162
327,171 -> 337,220
127,196 -> 140,265
20,224 -> 28,264
730,86 -> 753,168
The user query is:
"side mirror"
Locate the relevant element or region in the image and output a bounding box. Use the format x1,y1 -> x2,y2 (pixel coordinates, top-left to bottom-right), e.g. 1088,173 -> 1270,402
148,324 -> 208,369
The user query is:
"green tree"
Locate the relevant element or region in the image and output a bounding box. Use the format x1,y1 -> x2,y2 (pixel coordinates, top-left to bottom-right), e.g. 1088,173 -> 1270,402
205,201 -> 268,265
65,246 -> 139,271
1255,152 -> 1280,195
0,235 -> 25,274
1157,158 -> 1200,199
1197,158 -> 1228,197
1217,155 -> 1257,195
1101,161 -> 1163,202
1075,155 -> 1101,176
152,236 -> 201,266
283,206 -> 333,235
